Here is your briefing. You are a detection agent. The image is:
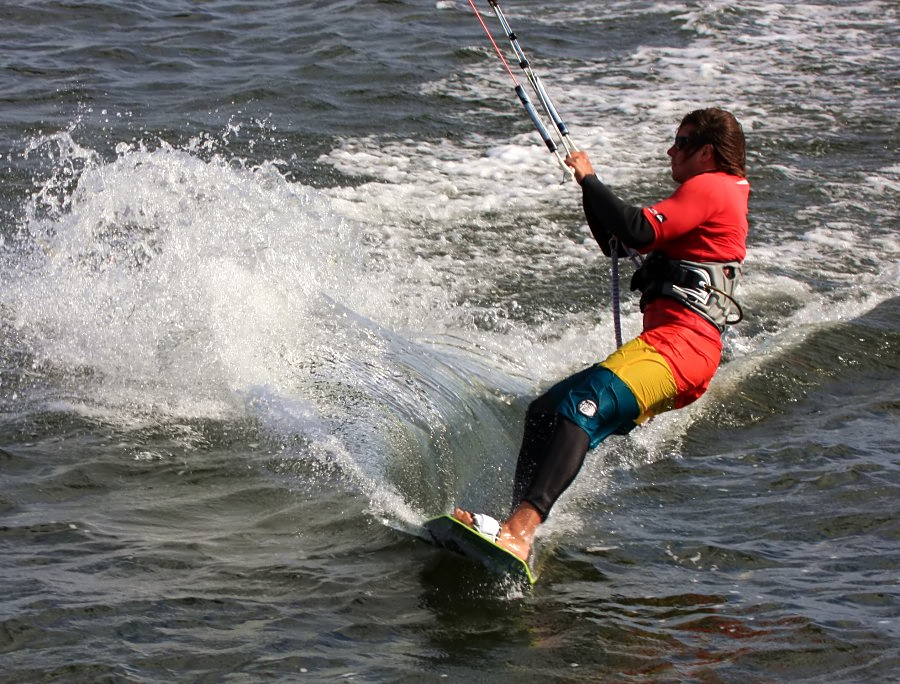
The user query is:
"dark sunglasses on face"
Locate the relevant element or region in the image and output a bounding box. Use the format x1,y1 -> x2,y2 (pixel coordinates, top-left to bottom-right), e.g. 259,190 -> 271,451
673,135 -> 694,150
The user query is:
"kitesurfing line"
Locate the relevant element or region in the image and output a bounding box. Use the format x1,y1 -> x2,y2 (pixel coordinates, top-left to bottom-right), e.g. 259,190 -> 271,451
466,0 -> 643,346
486,0 -> 576,157
465,0 -> 574,179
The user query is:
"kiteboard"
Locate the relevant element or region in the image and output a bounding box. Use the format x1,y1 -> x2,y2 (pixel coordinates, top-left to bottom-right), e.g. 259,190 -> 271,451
423,514 -> 536,586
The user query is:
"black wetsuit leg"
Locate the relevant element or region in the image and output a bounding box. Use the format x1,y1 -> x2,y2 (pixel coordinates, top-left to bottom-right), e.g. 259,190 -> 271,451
512,393 -> 590,521
511,393 -> 558,510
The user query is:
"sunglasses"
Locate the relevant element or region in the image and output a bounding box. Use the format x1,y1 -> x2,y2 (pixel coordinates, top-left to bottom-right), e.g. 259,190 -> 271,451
673,135 -> 695,150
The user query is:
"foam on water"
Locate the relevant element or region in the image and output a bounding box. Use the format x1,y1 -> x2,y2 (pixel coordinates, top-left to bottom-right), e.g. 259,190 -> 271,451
1,131 -> 551,523
5,128 -> 893,527
0,2 -> 898,678
327,0 -> 899,320
2,0 -> 897,528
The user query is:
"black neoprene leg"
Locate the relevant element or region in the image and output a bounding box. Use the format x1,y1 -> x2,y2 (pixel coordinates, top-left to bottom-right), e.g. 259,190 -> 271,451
511,390 -> 591,520
519,416 -> 589,520
511,396 -> 558,511
511,361 -> 639,520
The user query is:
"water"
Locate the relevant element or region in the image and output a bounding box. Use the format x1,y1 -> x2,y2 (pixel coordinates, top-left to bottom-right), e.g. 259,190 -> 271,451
1,0 -> 898,681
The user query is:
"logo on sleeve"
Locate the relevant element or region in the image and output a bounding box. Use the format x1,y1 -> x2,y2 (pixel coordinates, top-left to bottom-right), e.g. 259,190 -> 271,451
650,209 -> 667,225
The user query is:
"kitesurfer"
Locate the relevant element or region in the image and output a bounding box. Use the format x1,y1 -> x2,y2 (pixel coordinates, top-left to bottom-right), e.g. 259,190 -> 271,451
455,107 -> 750,561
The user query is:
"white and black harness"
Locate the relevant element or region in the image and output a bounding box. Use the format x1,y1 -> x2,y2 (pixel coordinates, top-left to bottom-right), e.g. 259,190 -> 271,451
630,251 -> 744,333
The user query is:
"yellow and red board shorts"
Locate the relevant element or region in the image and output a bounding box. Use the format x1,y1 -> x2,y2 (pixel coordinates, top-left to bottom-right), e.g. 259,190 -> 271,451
601,337 -> 678,424
554,313 -> 723,445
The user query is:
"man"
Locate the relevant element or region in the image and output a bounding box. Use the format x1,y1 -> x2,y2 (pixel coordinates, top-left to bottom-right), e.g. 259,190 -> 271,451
455,108 -> 750,561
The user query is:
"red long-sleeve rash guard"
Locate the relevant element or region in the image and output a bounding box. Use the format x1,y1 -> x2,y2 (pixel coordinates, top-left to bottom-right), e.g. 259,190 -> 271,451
581,171 -> 750,406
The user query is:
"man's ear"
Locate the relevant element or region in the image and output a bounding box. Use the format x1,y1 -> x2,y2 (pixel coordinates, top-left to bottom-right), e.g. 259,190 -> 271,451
698,142 -> 719,170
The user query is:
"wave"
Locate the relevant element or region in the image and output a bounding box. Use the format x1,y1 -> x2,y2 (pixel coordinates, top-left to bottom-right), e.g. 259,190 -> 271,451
1,97 -> 896,529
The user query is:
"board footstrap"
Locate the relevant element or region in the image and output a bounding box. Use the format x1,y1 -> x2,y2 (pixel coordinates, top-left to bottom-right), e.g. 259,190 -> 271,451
423,514 -> 536,585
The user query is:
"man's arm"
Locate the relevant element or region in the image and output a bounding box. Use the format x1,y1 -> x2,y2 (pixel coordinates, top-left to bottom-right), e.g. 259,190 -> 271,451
581,174 -> 655,255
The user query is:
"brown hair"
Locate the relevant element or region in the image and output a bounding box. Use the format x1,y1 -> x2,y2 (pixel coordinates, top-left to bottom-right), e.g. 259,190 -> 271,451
681,108 -> 747,177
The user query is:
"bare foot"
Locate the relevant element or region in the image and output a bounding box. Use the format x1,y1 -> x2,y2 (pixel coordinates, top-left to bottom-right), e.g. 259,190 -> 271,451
452,504 -> 541,562
452,507 -> 477,527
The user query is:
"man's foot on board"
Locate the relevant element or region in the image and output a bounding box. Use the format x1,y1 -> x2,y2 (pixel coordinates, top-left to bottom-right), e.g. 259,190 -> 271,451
452,506 -> 536,562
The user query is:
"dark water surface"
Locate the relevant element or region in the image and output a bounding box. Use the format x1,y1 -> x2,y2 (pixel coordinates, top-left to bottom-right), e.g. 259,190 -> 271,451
1,1 -> 898,681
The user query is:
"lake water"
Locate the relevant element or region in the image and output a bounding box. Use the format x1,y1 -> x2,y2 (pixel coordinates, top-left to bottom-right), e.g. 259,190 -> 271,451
1,1 -> 898,681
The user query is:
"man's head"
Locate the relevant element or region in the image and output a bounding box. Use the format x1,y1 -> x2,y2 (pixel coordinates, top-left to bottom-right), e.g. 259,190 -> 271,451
668,108 -> 746,183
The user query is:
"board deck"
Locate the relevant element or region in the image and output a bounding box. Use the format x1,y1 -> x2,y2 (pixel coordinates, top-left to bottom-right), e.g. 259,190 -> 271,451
423,514 -> 537,585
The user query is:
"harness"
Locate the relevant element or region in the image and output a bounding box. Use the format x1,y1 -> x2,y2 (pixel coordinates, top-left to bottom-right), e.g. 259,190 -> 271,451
630,251 -> 744,332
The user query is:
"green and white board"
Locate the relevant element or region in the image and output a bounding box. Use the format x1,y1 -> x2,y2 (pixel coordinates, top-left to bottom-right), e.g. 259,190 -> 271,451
423,514 -> 537,586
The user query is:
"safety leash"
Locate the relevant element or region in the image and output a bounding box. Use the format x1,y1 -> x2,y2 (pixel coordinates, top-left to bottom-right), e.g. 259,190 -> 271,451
610,240 -> 624,348
610,237 -> 645,347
